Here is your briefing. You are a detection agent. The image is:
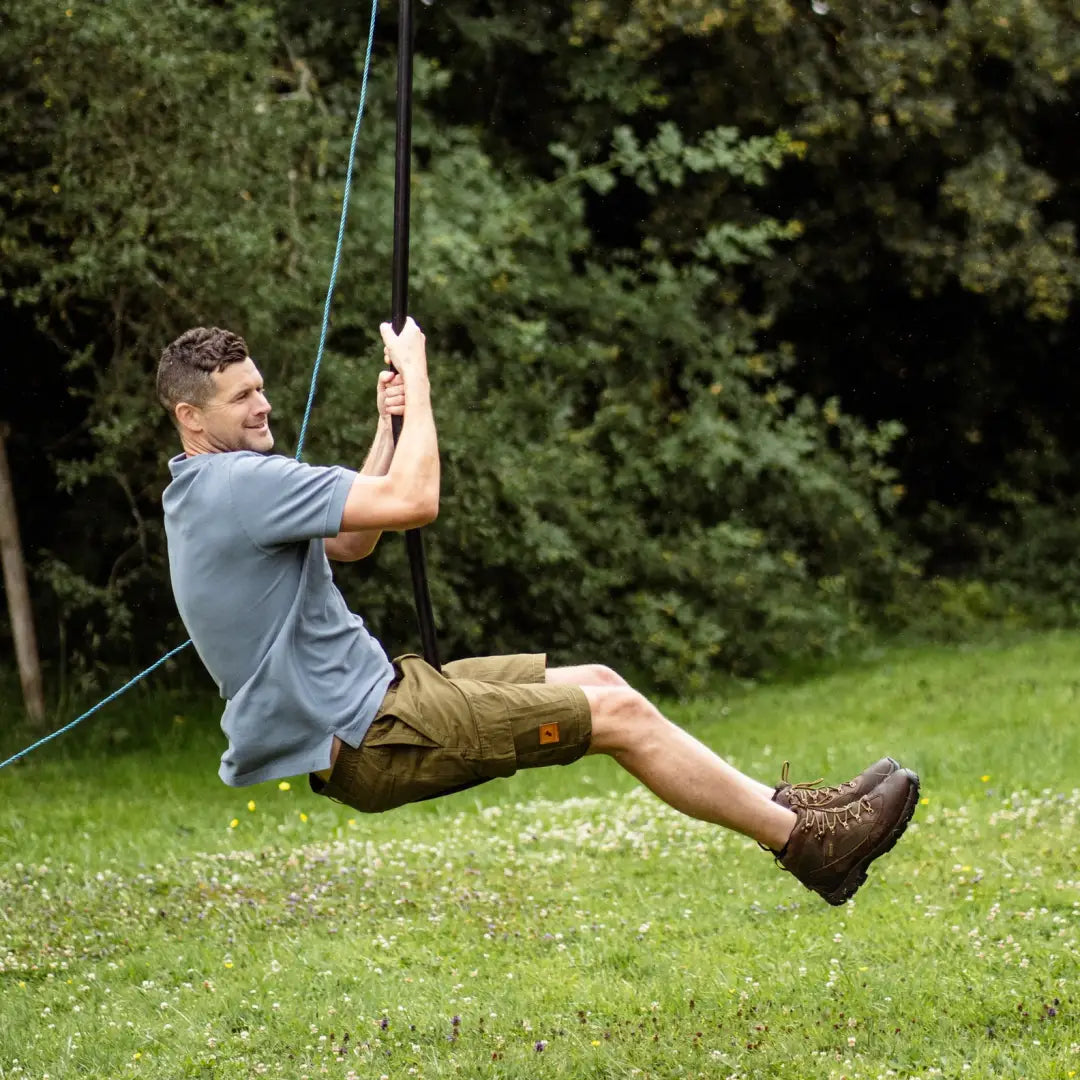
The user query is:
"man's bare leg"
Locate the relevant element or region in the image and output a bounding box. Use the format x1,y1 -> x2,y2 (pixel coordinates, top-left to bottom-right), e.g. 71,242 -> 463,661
546,665 -> 795,851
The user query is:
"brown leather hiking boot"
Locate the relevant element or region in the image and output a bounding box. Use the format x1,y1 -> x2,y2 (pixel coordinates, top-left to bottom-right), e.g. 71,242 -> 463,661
772,757 -> 900,811
775,766 -> 920,906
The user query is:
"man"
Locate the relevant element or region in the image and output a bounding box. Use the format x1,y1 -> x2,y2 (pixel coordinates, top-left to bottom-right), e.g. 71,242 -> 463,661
159,319 -> 920,907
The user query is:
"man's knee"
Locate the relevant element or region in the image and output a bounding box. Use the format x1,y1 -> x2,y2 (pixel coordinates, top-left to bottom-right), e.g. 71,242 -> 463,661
581,664 -> 628,687
585,685 -> 664,755
546,663 -> 630,689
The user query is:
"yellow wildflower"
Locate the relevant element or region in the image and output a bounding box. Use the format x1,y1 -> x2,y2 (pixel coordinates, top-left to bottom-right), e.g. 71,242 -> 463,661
278,781 -> 291,791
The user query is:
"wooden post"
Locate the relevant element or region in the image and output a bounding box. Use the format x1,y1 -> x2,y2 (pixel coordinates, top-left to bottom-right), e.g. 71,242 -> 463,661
0,423 -> 46,727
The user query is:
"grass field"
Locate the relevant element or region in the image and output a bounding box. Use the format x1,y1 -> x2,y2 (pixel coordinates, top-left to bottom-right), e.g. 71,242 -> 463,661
1,631 -> 1078,1079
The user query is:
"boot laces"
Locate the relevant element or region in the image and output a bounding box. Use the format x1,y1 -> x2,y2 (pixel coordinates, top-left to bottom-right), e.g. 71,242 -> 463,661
800,796 -> 875,838
779,761 -> 857,806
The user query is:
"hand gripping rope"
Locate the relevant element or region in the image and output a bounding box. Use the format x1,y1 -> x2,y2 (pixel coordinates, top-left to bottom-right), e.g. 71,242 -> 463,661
1,0 -> 439,771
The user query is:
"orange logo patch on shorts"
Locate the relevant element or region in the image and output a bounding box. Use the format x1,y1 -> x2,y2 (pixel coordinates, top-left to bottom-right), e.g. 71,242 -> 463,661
538,722 -> 560,745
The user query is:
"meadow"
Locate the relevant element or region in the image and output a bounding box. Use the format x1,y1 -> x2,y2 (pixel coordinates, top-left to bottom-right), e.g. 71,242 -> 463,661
1,632 -> 1078,1080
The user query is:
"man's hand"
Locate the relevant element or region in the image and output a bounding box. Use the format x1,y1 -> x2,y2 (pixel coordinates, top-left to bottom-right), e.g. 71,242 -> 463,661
377,370 -> 405,424
379,317 -> 428,382
326,318 -> 435,562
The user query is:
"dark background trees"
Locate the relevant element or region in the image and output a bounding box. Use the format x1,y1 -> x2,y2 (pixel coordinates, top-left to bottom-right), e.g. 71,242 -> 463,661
2,0 -> 1077,695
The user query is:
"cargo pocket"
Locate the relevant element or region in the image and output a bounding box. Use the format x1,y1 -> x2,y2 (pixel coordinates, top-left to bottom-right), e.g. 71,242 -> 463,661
450,680 -> 517,779
359,715 -> 480,811
362,713 -> 440,749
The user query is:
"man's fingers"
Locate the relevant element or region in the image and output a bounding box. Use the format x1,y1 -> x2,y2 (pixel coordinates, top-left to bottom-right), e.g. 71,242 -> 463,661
379,317 -> 419,341
379,318 -> 423,377
378,367 -> 405,418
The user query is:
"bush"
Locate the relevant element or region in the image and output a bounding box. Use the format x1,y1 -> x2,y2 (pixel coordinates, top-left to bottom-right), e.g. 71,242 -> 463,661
3,1 -> 913,692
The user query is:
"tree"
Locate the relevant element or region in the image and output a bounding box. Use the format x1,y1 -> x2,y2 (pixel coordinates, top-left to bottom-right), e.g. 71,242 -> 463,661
0,1 -> 937,691
548,0 -> 1080,572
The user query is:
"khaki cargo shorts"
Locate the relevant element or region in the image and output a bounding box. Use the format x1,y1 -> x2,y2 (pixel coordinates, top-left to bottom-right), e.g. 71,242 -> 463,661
309,653 -> 592,814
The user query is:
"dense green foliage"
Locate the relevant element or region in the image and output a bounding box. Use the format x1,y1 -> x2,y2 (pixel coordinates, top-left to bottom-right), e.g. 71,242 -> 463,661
552,0 -> 1080,580
2,0 -> 1078,690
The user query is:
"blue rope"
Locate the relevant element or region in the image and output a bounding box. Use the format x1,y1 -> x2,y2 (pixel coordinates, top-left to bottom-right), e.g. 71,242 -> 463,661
0,0 -> 379,772
297,0 -> 379,460
0,642 -> 192,770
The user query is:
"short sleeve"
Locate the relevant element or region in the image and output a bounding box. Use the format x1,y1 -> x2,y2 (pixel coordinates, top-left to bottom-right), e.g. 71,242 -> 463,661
227,454 -> 356,548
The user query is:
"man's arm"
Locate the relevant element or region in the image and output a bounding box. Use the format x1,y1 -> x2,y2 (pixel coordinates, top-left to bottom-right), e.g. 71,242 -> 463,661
324,372 -> 403,562
326,320 -> 438,557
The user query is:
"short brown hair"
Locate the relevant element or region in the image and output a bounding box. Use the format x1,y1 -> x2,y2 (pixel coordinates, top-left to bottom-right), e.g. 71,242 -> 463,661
157,326 -> 250,419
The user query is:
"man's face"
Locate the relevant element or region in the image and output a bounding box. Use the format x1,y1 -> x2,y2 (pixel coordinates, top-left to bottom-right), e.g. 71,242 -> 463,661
194,358 -> 274,453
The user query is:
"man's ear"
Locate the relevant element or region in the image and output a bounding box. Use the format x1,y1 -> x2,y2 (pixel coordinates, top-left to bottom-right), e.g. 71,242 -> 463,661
175,402 -> 203,434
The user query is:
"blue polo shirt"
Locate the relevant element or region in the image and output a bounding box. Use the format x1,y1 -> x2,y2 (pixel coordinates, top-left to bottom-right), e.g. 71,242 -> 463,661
163,451 -> 395,786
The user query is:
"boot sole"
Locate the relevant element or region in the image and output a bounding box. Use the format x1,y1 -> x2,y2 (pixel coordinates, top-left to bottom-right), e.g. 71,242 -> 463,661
822,768 -> 921,906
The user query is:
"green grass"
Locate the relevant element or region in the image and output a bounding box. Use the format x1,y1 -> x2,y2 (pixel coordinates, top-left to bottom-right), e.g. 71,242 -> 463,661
1,631 -> 1079,1079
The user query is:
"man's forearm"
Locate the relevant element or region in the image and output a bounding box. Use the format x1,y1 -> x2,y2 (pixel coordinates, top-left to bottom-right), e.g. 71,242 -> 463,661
346,420 -> 396,552
360,419 -> 396,477
333,366 -> 440,544
326,421 -> 397,561
384,375 -> 439,516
